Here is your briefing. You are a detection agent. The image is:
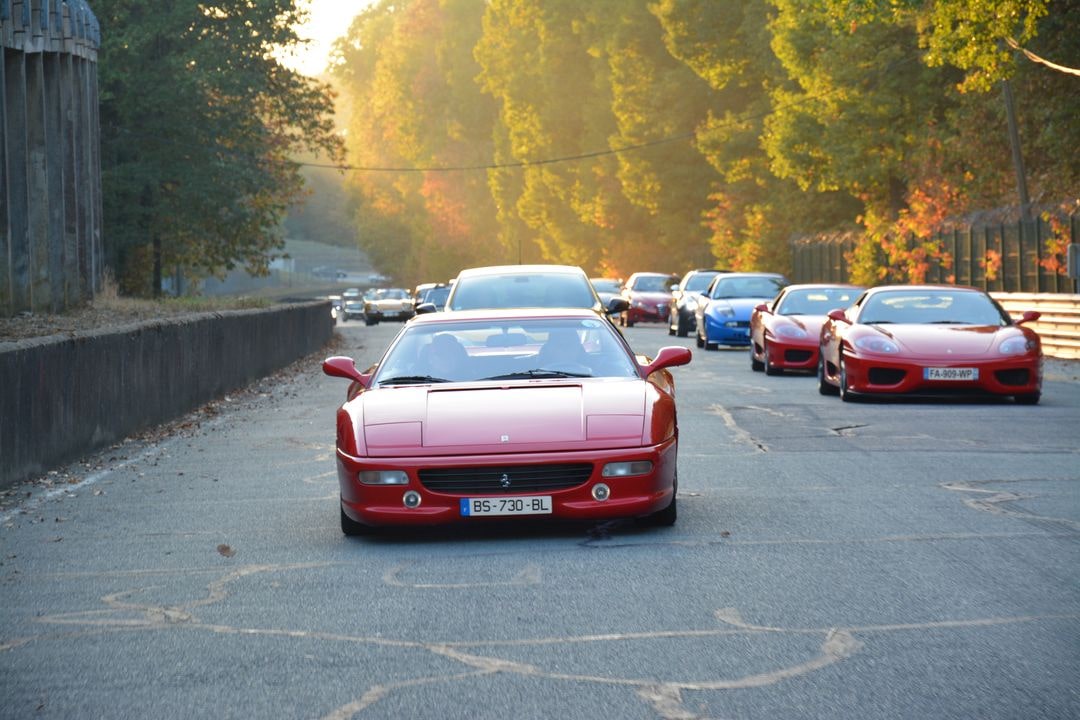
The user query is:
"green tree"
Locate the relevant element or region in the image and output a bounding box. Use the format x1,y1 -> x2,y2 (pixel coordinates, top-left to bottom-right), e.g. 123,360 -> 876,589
97,0 -> 342,296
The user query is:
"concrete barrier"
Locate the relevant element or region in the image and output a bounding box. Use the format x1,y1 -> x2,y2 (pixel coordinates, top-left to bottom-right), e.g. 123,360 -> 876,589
0,300 -> 333,488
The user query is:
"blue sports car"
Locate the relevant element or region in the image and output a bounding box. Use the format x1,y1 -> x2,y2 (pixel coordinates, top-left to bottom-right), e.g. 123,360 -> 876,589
694,272 -> 789,349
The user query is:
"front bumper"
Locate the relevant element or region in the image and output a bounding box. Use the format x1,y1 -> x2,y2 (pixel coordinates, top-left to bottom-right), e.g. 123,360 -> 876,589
705,317 -> 751,346
843,353 -> 1043,397
337,439 -> 677,528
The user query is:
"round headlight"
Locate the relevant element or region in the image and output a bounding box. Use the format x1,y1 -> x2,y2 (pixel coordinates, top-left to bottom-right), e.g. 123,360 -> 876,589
854,336 -> 900,354
999,336 -> 1037,355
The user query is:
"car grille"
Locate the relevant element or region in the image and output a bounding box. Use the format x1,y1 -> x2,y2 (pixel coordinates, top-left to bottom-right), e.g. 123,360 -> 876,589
995,368 -> 1031,386
784,349 -> 813,363
869,368 -> 906,385
418,463 -> 593,494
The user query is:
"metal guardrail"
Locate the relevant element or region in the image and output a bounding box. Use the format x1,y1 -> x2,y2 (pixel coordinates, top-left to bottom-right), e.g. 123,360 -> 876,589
993,293 -> 1080,360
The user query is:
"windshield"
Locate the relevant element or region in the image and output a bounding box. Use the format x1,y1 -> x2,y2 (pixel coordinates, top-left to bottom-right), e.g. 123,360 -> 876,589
857,290 -> 1009,325
709,276 -> 786,299
631,275 -> 676,293
777,287 -> 860,315
448,273 -> 598,310
374,317 -> 639,385
685,272 -> 718,292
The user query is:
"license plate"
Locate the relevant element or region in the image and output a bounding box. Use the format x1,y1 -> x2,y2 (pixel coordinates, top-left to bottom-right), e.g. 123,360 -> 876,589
924,367 -> 978,381
460,496 -> 552,517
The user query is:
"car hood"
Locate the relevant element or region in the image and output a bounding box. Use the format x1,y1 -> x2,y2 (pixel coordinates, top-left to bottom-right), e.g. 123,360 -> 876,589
708,297 -> 764,318
359,380 -> 647,456
865,323 -> 1008,355
780,314 -> 827,334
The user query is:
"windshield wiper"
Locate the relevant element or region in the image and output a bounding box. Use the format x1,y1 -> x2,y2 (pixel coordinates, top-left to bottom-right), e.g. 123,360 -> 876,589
483,369 -> 592,380
378,375 -> 452,385
928,320 -> 970,324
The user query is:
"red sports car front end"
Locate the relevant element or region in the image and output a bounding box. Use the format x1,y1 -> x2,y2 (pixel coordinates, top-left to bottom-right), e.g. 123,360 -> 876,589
336,438 -> 677,528
324,308 -> 692,534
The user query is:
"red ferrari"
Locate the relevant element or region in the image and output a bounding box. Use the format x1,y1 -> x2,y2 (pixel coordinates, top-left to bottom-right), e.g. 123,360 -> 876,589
750,284 -> 863,375
323,308 -> 692,534
818,285 -> 1042,403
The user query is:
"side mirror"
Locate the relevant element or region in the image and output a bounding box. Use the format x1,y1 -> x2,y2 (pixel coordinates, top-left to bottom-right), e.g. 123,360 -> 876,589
640,346 -> 692,375
323,356 -> 371,388
607,297 -> 630,314
415,302 -> 438,315
754,303 -> 769,313
669,283 -> 679,293
827,309 -> 849,323
1016,310 -> 1040,325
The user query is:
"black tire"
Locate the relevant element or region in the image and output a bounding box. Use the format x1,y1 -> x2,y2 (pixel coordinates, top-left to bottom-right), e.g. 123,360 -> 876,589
340,505 -> 371,536
838,355 -> 856,402
750,345 -> 764,372
764,341 -> 781,376
648,495 -> 677,526
676,313 -> 689,338
696,332 -> 704,348
818,353 -> 839,395
1014,392 -> 1041,405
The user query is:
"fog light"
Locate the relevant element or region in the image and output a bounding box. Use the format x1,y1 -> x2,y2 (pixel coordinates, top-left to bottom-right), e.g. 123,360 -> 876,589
402,491 -> 422,509
602,461 -> 653,478
359,470 -> 409,485
592,483 -> 610,501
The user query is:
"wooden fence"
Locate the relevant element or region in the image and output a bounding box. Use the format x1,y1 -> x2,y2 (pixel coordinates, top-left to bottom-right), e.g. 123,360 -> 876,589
791,212 -> 1080,295
1,0 -> 102,318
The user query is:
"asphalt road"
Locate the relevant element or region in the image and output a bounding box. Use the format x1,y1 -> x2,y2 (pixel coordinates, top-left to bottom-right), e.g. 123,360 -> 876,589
2,318 -> 1078,720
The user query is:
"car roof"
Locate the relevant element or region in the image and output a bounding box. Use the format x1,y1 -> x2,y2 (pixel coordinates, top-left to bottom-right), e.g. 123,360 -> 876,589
407,307 -> 605,326
864,284 -> 984,295
454,264 -> 587,278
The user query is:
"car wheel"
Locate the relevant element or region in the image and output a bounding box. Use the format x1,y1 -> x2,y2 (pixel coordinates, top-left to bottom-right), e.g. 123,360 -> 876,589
818,353 -> 839,395
696,331 -> 704,348
676,313 -> 689,338
750,344 -> 764,372
625,316 -> 635,327
640,474 -> 677,527
1014,392 -> 1041,405
340,505 -> 372,536
838,354 -> 857,402
648,495 -> 677,526
764,341 -> 781,376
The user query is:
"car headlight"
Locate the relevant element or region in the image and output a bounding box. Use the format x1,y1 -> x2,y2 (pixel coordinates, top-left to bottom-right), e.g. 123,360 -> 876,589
358,470 -> 409,485
854,336 -> 900,354
999,337 -> 1038,355
774,324 -> 808,339
602,461 -> 653,478
712,302 -> 735,318
683,296 -> 698,311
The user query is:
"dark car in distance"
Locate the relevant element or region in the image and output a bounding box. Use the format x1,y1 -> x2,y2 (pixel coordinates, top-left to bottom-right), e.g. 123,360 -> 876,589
668,269 -> 724,337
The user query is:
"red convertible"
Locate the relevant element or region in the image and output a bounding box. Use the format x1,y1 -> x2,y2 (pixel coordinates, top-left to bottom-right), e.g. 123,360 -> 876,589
749,284 -> 863,375
818,285 -> 1042,403
323,308 -> 692,534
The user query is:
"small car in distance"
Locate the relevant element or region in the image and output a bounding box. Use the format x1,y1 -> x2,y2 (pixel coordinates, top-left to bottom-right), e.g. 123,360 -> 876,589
341,288 -> 366,322
668,269 -> 723,337
750,284 -> 863,375
590,277 -> 624,312
362,288 -> 414,325
817,285 -> 1043,403
618,272 -> 680,327
322,308 -> 692,534
413,282 -> 452,313
440,264 -> 628,318
695,272 -> 789,349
